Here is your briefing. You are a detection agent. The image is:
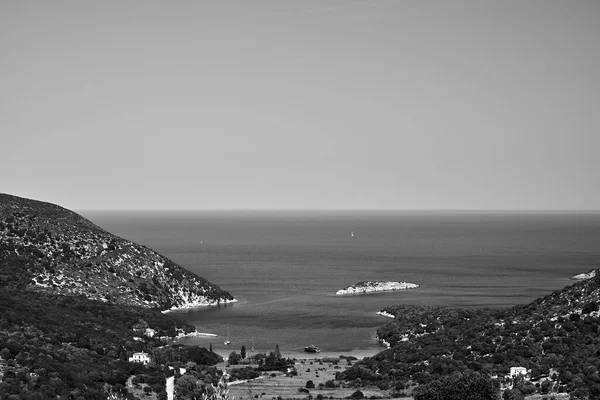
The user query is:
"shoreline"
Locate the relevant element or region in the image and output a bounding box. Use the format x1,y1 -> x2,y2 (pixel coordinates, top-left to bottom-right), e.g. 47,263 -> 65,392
162,298 -> 238,313
207,346 -> 383,362
175,331 -> 218,339
376,310 -> 395,319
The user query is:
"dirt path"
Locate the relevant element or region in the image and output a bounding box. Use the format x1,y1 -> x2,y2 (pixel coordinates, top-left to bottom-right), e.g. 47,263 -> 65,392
166,376 -> 174,400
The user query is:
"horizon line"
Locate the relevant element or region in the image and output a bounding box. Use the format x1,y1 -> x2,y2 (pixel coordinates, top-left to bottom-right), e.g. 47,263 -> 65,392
77,208 -> 600,213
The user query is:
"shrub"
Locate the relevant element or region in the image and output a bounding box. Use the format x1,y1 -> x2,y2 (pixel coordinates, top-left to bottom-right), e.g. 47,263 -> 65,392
413,372 -> 499,400
306,380 -> 315,389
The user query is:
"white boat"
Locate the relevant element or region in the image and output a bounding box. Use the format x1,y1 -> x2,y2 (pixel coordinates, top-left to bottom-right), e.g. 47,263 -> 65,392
224,326 -> 231,345
304,345 -> 321,353
351,231 -> 354,237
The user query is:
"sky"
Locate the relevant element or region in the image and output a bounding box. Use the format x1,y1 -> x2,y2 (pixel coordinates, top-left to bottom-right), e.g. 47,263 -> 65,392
1,1 -> 599,210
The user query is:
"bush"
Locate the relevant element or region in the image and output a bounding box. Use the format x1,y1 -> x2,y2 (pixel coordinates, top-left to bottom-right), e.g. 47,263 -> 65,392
503,388 -> 524,400
350,390 -> 364,399
413,372 -> 499,400
306,380 -> 315,389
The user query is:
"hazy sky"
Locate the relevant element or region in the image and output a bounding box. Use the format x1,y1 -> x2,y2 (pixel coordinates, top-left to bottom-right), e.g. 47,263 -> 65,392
2,1 -> 599,210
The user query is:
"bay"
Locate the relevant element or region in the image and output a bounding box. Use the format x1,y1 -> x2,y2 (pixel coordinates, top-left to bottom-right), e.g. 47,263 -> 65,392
83,211 -> 600,358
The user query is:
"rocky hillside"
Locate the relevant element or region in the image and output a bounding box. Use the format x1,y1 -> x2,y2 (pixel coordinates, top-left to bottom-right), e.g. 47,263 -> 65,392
0,193 -> 235,311
341,275 -> 600,398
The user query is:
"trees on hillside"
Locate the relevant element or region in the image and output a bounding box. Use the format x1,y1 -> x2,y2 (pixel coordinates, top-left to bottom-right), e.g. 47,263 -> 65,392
412,372 -> 500,400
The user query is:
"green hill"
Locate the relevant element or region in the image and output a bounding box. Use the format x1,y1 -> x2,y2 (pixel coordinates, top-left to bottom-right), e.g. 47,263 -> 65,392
0,193 -> 234,310
0,193 -> 231,399
340,275 -> 600,398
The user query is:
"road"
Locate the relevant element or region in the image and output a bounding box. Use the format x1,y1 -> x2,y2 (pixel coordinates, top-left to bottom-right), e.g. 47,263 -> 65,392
166,376 -> 174,400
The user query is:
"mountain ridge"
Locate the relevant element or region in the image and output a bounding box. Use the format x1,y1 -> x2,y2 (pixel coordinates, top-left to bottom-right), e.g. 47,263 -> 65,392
0,193 -> 235,311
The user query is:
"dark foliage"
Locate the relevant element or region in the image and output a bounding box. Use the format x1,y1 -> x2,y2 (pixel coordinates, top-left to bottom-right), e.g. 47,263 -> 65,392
340,276 -> 600,397
412,372 -> 500,400
0,250 -> 212,399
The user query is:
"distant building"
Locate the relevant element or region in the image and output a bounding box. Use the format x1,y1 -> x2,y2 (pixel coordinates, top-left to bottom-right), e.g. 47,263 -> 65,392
509,367 -> 528,378
145,328 -> 156,338
129,352 -> 151,365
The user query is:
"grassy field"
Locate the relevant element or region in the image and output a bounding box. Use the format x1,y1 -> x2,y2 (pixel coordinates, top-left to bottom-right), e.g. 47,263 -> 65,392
225,357 -> 399,400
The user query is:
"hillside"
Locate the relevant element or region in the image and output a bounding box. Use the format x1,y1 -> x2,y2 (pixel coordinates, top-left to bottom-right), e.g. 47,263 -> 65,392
0,193 -> 231,399
340,275 -> 600,398
0,193 -> 234,310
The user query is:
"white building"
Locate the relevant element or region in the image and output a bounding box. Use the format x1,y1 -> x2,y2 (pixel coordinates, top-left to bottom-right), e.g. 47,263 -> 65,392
145,328 -> 156,338
129,352 -> 151,365
509,367 -> 528,378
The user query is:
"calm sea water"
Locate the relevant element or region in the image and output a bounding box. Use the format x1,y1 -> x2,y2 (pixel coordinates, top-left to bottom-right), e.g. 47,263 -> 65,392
83,211 -> 600,358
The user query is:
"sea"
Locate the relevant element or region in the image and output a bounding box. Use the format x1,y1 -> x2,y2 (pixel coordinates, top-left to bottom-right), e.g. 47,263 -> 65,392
82,211 -> 600,358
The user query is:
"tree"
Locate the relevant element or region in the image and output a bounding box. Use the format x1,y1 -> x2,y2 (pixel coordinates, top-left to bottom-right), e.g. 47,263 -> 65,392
241,345 -> 246,359
306,380 -> 315,389
209,343 -> 213,353
174,374 -> 202,399
502,388 -> 524,400
274,344 -> 281,359
228,352 -> 241,365
413,372 -> 500,400
201,374 -> 232,400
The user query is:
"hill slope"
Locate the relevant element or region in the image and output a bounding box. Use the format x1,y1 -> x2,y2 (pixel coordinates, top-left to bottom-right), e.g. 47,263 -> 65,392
341,275 -> 600,398
0,193 -> 234,311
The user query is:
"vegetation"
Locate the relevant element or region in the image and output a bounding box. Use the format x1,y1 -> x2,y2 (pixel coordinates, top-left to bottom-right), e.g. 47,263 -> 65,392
0,192 -> 233,310
0,281 -> 222,399
338,275 -> 600,398
412,372 -> 500,400
0,194 -> 227,399
4,193 -> 600,398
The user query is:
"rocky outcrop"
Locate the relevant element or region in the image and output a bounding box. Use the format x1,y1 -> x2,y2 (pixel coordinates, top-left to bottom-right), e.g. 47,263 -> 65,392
336,281 -> 419,295
572,269 -> 597,280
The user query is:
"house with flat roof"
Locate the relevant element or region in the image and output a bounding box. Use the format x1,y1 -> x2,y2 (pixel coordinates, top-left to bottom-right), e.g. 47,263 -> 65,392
509,367 -> 528,378
128,352 -> 151,365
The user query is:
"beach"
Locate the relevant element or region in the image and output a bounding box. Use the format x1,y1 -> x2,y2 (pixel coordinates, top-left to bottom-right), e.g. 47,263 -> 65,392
90,211 -> 600,366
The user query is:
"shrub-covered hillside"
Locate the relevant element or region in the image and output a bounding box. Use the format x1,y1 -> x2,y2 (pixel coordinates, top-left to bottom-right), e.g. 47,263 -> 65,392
340,275 -> 600,398
0,193 -> 234,310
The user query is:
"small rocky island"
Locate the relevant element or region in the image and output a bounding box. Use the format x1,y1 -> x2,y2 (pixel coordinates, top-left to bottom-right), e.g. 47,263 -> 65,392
572,269 -> 597,280
336,281 -> 419,295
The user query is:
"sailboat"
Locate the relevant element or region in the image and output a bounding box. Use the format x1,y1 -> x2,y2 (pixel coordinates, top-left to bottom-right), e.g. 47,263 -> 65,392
350,231 -> 355,238
224,326 -> 231,345
250,336 -> 255,353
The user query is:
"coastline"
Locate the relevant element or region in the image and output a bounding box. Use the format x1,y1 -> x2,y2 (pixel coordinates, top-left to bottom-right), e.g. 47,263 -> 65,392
376,310 -> 395,319
162,298 -> 238,313
175,331 -> 218,339
207,346 -> 383,362
336,281 -> 419,295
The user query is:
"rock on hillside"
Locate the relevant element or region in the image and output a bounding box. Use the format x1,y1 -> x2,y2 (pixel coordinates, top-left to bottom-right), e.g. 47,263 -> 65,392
0,193 -> 235,311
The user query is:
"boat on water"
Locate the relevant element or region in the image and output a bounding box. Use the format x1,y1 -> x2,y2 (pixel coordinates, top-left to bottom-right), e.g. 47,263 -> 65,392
224,326 -> 231,345
304,345 -> 321,353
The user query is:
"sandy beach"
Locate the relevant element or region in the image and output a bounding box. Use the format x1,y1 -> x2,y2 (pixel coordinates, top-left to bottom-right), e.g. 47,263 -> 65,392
206,345 -> 384,363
